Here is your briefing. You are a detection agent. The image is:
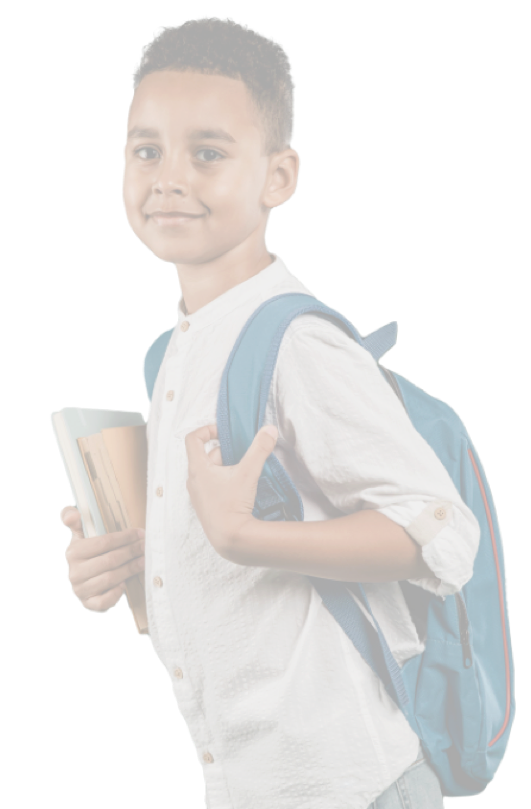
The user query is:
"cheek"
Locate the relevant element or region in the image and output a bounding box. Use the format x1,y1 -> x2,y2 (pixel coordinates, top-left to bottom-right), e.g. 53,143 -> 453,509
123,188 -> 152,249
122,178 -> 136,221
123,200 -> 140,240
123,169 -> 147,220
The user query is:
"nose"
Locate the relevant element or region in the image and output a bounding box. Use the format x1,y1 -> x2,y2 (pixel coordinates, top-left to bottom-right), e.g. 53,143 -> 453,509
153,150 -> 190,194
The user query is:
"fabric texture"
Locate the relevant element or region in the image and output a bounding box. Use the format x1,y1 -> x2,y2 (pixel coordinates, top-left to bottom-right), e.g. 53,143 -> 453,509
144,255 -> 477,808
368,749 -> 444,808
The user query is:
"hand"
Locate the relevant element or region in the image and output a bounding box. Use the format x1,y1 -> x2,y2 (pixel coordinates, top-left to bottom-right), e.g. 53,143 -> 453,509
62,506 -> 145,612
184,423 -> 278,561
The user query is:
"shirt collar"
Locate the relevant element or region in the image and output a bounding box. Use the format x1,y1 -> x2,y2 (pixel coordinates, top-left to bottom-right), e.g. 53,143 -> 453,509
176,254 -> 292,332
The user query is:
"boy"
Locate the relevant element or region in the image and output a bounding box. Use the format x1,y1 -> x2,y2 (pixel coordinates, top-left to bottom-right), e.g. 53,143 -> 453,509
62,18 -> 479,809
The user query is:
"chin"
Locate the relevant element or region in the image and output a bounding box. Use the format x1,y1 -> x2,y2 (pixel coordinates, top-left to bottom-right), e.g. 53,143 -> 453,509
131,229 -> 188,264
148,240 -> 213,266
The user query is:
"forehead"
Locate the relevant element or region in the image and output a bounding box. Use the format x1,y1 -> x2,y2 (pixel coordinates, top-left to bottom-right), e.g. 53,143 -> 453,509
128,71 -> 262,140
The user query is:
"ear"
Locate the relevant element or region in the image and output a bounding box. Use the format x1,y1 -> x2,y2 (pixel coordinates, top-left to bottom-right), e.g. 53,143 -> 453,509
261,148 -> 299,210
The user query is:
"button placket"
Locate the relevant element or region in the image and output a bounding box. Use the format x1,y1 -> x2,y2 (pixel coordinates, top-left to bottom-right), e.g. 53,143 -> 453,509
157,320 -> 214,764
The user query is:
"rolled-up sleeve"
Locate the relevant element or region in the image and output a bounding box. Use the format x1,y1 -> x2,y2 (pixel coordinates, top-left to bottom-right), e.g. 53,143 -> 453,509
272,314 -> 480,597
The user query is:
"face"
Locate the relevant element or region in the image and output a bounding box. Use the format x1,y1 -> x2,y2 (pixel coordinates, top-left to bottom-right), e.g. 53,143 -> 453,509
123,70 -> 276,265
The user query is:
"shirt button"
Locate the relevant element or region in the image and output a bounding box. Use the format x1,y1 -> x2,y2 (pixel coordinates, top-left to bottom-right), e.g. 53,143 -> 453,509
202,751 -> 214,764
180,321 -> 190,332
153,576 -> 163,588
166,390 -> 174,401
434,506 -> 447,520
156,486 -> 164,497
173,667 -> 183,679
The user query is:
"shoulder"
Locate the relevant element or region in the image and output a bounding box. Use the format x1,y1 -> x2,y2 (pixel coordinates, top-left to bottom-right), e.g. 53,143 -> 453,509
278,312 -> 372,365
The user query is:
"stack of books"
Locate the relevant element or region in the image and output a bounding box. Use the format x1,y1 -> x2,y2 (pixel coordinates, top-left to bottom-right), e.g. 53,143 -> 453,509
52,408 -> 149,633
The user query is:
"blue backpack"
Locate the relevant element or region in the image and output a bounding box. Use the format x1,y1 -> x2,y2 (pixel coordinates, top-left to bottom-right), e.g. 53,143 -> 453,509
145,292 -> 515,797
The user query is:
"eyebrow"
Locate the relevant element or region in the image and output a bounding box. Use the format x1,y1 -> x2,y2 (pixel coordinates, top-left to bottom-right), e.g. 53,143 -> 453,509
127,126 -> 236,143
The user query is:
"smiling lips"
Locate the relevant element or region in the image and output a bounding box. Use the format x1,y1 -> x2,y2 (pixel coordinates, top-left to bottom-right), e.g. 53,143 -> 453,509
148,210 -> 204,226
150,210 -> 203,217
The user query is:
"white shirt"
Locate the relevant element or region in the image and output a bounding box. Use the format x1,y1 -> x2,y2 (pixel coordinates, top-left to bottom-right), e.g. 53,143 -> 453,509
145,256 -> 480,809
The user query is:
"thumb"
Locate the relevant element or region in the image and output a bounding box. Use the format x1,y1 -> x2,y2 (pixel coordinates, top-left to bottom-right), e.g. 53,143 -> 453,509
240,424 -> 278,475
61,505 -> 84,539
256,424 -> 278,452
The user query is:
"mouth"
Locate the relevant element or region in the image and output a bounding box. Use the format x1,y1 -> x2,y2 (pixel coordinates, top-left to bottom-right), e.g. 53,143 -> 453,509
147,210 -> 204,227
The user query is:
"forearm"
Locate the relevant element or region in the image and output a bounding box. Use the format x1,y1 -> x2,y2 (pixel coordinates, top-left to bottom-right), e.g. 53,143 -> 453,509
231,509 -> 436,583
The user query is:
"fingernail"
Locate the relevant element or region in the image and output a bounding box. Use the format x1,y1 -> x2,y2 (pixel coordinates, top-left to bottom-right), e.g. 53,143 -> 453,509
262,425 -> 278,440
137,528 -> 146,540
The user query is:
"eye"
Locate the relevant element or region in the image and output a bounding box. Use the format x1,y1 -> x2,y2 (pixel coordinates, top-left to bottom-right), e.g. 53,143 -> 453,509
135,146 -> 155,160
135,146 -> 223,163
197,149 -> 223,163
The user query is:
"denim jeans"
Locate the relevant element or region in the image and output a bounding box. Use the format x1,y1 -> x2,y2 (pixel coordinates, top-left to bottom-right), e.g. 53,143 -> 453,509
368,749 -> 444,808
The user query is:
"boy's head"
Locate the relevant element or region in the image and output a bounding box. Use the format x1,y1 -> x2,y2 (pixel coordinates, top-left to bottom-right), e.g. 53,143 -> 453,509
123,18 -> 298,268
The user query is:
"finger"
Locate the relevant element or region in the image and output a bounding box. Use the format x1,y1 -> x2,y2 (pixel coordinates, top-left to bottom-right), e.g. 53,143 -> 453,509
88,584 -> 126,612
247,426 -> 278,461
69,537 -> 145,585
61,505 -> 79,519
239,425 -> 278,479
185,424 -> 218,449
184,424 -> 218,467
262,425 -> 278,442
75,528 -> 146,567
73,555 -> 146,602
61,506 -> 84,539
207,445 -> 223,466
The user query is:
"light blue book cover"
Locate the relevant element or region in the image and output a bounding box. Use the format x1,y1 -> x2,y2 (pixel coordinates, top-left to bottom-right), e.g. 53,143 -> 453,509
52,407 -> 145,538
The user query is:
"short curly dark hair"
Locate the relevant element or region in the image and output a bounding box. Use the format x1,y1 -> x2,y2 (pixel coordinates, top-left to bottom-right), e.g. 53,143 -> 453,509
134,18 -> 294,155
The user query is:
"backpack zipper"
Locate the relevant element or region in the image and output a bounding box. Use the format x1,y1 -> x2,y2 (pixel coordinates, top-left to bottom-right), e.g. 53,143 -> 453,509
455,592 -> 473,668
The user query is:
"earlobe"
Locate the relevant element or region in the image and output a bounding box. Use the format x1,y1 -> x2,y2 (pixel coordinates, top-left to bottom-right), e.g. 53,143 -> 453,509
262,149 -> 299,210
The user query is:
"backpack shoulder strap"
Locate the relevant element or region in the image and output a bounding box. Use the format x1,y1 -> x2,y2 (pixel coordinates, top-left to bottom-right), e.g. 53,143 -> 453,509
143,296 -> 397,405
216,292 -> 409,711
144,328 -> 174,401
217,291 -> 396,467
